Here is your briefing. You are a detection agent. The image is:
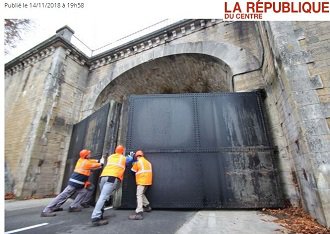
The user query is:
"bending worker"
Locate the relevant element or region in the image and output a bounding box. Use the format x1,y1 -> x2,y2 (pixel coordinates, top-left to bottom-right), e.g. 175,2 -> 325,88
91,145 -> 133,226
41,149 -> 103,217
129,150 -> 153,220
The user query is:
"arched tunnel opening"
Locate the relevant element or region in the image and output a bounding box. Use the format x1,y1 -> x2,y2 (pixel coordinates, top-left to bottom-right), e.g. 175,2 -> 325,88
94,53 -> 233,107
64,53 -> 283,210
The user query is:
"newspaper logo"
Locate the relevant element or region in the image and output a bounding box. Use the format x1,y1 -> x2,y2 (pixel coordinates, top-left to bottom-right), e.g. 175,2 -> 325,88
224,0 -> 330,21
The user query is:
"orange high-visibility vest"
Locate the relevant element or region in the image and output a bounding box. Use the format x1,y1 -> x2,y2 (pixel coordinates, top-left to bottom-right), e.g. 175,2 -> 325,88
131,157 -> 152,185
74,158 -> 101,176
100,153 -> 126,181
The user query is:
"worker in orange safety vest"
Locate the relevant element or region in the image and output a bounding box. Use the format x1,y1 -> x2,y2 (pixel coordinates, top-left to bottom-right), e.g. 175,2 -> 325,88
129,150 -> 153,220
41,149 -> 103,217
91,145 -> 133,226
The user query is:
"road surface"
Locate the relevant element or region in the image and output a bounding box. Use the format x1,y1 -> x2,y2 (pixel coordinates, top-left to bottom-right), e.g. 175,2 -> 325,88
5,198 -> 289,234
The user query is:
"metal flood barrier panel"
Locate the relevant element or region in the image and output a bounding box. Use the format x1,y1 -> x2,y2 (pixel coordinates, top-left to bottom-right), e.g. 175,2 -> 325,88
62,103 -> 110,193
120,92 -> 284,209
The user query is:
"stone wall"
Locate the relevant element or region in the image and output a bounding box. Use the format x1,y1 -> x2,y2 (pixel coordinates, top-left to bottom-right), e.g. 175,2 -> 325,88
257,22 -> 301,208
293,21 -> 330,227
5,53 -> 54,196
259,21 -> 330,227
5,44 -> 89,197
26,48 -> 89,196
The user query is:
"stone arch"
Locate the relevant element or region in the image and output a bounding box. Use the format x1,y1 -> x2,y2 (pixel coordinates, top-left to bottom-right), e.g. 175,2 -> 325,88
86,41 -> 261,112
94,53 -> 231,108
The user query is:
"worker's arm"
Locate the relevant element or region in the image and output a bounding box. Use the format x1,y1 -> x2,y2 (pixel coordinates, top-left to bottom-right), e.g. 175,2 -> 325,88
85,159 -> 103,170
131,162 -> 138,173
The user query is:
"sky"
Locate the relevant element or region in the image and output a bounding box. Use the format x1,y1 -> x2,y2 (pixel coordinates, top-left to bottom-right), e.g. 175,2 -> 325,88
2,0 -> 224,62
4,17 -> 181,62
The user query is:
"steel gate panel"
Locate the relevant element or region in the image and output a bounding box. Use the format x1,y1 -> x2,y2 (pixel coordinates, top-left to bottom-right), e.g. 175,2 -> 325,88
127,97 -> 196,150
199,151 -> 282,208
196,94 -> 270,148
122,153 -> 204,208
62,103 -> 110,192
122,92 -> 284,209
62,117 -> 88,191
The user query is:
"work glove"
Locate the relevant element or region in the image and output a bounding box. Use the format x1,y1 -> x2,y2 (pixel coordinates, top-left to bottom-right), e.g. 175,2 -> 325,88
130,151 -> 138,162
98,156 -> 105,166
126,156 -> 133,164
126,152 -> 134,164
84,181 -> 95,191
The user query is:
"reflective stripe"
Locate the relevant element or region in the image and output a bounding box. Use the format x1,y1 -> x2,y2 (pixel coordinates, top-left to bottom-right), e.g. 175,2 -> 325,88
134,157 -> 152,185
138,160 -> 152,171
106,155 -> 124,165
100,154 -> 126,180
69,178 -> 85,185
135,159 -> 152,174
136,170 -> 152,175
107,163 -> 125,169
107,155 -> 125,169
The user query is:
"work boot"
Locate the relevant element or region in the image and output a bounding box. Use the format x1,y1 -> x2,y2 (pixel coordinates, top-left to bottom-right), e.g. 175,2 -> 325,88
68,207 -> 82,212
92,219 -> 109,226
143,205 -> 152,212
53,207 -> 63,212
81,203 -> 90,208
41,211 -> 56,217
128,212 -> 143,220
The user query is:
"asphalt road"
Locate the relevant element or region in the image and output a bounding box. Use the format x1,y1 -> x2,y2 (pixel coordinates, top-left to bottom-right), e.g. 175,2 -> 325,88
5,202 -> 196,234
5,199 -> 289,234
